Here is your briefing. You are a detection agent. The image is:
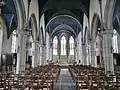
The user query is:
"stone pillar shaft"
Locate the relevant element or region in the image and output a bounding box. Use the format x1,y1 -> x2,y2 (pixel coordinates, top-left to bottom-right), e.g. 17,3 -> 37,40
42,45 -> 46,65
16,30 -> 27,74
39,46 -> 42,65
117,34 -> 120,53
102,30 -> 114,74
82,45 -> 88,65
90,40 -> 97,67
49,46 -> 53,61
0,26 -> 3,69
32,42 -> 38,67
46,34 -> 50,61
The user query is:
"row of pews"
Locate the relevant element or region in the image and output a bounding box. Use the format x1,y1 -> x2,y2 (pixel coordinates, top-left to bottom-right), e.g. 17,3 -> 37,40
0,65 -> 60,90
69,65 -> 120,90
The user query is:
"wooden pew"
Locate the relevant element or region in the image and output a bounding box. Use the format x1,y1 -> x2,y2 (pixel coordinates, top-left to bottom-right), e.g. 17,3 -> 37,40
0,65 -> 60,90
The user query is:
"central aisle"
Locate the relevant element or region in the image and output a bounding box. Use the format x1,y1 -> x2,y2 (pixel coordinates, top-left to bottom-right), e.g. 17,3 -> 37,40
54,68 -> 76,90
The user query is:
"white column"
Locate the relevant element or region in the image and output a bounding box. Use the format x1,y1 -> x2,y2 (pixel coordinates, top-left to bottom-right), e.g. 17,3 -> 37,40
76,39 -> 80,64
46,33 -> 50,61
75,47 -> 77,63
39,45 -> 42,65
76,48 -> 79,64
102,30 -> 114,74
86,45 -> 89,65
117,34 -> 120,53
32,42 -> 37,68
77,41 -> 80,64
82,45 -> 87,65
37,46 -> 40,65
88,44 -> 91,65
36,44 -> 40,66
49,46 -> 53,61
16,30 -> 27,74
74,47 -> 76,62
96,36 -> 102,67
41,45 -> 44,65
40,45 -> 46,65
42,45 -> 46,65
90,40 -> 97,67
78,34 -> 83,64
0,25 -> 3,69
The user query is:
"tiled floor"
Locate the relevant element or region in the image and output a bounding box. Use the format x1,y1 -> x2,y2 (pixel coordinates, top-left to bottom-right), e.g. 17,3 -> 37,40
54,69 -> 76,90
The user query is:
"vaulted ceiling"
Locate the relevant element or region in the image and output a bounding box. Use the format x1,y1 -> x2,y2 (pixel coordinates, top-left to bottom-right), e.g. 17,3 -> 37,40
1,0 -> 18,38
39,0 -> 90,38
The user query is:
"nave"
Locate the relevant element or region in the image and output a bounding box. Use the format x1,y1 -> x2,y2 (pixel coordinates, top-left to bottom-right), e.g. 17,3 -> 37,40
1,0 -> 120,90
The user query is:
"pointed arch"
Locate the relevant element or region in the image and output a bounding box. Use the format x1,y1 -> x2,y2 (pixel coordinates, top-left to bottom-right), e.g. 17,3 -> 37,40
29,13 -> 38,40
69,36 -> 74,55
91,13 -> 101,40
61,36 -> 66,55
53,36 -> 58,55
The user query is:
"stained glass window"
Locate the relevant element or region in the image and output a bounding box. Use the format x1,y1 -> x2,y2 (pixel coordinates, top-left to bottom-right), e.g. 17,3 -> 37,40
53,36 -> 58,55
61,36 -> 66,55
11,30 -> 17,53
69,36 -> 74,55
112,29 -> 118,53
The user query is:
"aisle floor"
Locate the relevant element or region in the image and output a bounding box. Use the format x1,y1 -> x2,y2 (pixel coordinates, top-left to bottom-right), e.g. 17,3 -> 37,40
54,69 -> 76,90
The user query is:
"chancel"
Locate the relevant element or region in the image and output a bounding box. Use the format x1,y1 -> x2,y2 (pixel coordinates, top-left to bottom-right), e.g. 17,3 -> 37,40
0,0 -> 120,90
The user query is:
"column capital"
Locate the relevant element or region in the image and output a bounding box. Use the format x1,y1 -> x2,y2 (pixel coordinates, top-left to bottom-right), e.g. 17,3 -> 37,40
101,29 -> 113,35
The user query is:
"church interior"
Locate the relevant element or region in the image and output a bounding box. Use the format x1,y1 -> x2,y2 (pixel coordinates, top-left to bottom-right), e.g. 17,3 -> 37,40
0,0 -> 120,90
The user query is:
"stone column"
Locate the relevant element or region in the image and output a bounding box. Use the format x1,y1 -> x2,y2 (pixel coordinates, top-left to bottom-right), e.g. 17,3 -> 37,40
66,39 -> 69,63
82,44 -> 87,65
37,46 -> 40,65
87,43 -> 91,65
86,45 -> 89,65
78,34 -> 83,64
32,42 -> 35,67
31,41 -> 38,67
90,40 -> 97,67
76,38 -> 80,64
16,30 -> 27,74
96,36 -> 102,67
42,45 -> 46,65
40,45 -> 46,65
39,45 -> 42,65
46,33 -> 50,61
117,33 -> 120,53
49,46 -> 53,61
39,44 -> 46,65
102,30 -> 114,74
0,24 -> 3,69
75,47 -> 77,63
36,44 -> 40,66
49,39 -> 53,61
58,40 -> 61,62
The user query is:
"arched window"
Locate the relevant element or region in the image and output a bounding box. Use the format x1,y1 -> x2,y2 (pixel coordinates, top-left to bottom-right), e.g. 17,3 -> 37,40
53,36 -> 58,55
61,36 -> 66,55
112,29 -> 118,53
11,30 -> 17,53
69,36 -> 74,55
